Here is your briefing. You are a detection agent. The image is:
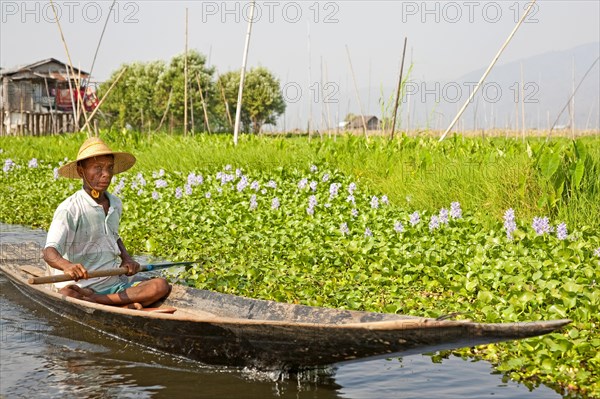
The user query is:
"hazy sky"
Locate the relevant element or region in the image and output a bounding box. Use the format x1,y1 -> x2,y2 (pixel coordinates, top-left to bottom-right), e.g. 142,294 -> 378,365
1,1 -> 599,129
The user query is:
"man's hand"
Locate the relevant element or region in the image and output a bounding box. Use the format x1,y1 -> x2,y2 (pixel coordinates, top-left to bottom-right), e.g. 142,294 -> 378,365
121,258 -> 140,276
63,263 -> 89,281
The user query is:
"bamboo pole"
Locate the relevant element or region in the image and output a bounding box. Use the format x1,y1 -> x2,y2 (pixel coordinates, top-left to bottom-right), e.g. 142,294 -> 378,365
184,8 -> 189,136
439,0 -> 537,142
155,87 -> 173,133
216,73 -> 233,129
43,77 -> 56,134
80,67 -> 127,132
521,62 -> 525,141
324,61 -> 333,138
549,56 -> 599,134
345,45 -> 368,140
571,57 -> 575,138
49,0 -> 90,134
195,74 -> 212,134
391,37 -> 408,140
307,21 -> 313,138
233,0 -> 256,145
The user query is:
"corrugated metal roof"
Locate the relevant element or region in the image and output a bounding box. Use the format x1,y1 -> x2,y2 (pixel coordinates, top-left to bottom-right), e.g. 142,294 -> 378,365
0,58 -> 89,78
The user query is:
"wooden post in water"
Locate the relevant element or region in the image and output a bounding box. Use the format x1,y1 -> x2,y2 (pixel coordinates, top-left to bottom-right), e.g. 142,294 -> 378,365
391,37 -> 408,140
196,75 -> 212,134
184,8 -> 189,136
439,0 -> 537,141
233,0 -> 256,145
345,45 -> 368,140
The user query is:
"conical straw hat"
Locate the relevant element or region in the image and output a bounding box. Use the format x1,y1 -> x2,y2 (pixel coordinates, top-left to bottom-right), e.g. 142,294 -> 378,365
58,137 -> 136,179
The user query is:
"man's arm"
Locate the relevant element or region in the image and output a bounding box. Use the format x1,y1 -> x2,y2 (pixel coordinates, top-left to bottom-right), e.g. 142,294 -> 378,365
42,246 -> 89,281
117,238 -> 140,275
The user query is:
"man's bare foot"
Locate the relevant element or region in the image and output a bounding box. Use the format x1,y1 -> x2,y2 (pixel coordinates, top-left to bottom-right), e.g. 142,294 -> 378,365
59,285 -> 96,302
122,302 -> 143,310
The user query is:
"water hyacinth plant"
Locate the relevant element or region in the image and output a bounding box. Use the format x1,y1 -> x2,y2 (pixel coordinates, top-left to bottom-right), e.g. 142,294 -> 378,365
1,134 -> 600,397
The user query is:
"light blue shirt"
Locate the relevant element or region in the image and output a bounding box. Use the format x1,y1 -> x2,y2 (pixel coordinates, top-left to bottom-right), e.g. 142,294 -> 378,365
45,189 -> 123,291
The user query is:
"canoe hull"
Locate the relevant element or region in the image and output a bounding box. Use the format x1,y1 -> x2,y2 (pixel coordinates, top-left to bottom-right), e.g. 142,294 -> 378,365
0,243 -> 571,370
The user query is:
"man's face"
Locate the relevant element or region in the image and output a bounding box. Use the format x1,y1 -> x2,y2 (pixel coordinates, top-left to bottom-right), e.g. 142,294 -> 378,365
77,155 -> 114,192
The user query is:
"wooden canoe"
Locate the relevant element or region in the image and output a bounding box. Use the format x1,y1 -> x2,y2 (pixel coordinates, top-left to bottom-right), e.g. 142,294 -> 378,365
0,242 -> 571,371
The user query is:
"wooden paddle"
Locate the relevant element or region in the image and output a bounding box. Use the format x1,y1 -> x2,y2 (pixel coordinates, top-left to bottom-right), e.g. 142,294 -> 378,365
28,261 -> 197,285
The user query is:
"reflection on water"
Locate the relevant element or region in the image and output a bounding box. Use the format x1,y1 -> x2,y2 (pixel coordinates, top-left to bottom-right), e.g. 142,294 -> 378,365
1,223 -> 562,398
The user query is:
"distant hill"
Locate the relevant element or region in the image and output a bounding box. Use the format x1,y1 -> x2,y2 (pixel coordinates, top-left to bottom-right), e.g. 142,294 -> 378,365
442,42 -> 600,130
284,43 -> 599,132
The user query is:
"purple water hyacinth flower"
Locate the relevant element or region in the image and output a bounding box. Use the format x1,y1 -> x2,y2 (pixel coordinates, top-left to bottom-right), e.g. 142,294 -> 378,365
308,195 -> 317,208
394,221 -> 404,233
439,208 -> 449,224
237,176 -> 248,192
381,195 -> 389,205
266,180 -> 277,189
556,222 -> 568,240
249,194 -> 258,210
261,189 -> 267,195
28,158 -> 38,168
152,191 -> 160,200
187,172 -> 199,186
409,211 -> 420,226
3,159 -> 15,172
130,180 -> 139,190
155,179 -> 168,189
329,183 -> 341,199
236,168 -> 243,178
195,174 -> 204,185
351,208 -> 359,218
216,187 -> 223,194
136,173 -> 146,186
53,167 -> 59,180
322,173 -> 330,182
364,228 -> 373,237
251,181 -> 260,191
175,187 -> 183,199
224,164 -> 232,171
348,182 -> 356,194
152,169 -> 165,178
298,178 -> 308,190
271,197 -> 280,210
346,194 -> 355,204
309,181 -> 318,191
532,216 -> 551,235
450,202 -> 462,219
137,189 -> 144,196
340,222 -> 349,235
504,208 -> 517,239
370,196 -> 379,209
113,178 -> 126,195
306,207 -> 314,216
220,173 -> 234,185
185,184 -> 193,196
205,192 -> 211,199
429,215 -> 440,231
310,164 -> 318,173
595,248 -> 600,258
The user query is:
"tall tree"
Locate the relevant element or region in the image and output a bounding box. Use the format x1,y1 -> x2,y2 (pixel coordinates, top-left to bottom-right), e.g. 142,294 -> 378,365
218,67 -> 286,134
155,50 -> 216,132
99,61 -> 166,131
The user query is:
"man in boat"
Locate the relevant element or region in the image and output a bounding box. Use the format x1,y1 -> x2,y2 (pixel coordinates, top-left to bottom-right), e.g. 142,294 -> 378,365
42,137 -> 171,309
